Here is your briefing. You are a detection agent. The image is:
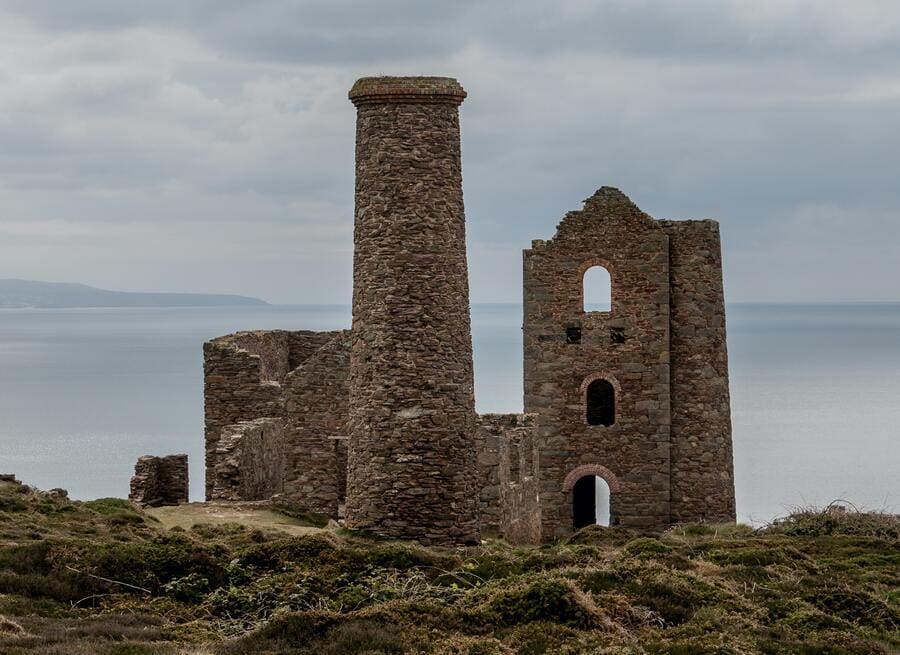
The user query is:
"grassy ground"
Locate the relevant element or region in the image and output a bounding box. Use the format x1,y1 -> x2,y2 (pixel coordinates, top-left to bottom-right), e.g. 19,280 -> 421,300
146,503 -> 322,536
0,478 -> 897,654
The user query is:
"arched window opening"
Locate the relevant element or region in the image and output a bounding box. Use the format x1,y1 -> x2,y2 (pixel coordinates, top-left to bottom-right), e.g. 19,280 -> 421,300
583,265 -> 611,312
572,475 -> 612,529
586,379 -> 615,426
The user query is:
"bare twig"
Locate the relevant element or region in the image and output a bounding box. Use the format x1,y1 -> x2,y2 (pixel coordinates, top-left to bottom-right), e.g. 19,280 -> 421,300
64,565 -> 152,594
71,593 -> 116,609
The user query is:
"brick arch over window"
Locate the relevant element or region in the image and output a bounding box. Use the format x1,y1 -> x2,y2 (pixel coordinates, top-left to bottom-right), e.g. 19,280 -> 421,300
562,464 -> 621,493
578,257 -> 614,314
579,372 -> 621,426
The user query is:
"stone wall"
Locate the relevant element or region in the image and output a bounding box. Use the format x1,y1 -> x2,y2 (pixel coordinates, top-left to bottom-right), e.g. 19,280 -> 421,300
203,330 -> 342,499
523,187 -> 735,540
129,454 -> 188,507
524,188 -> 673,540
345,77 -> 479,545
475,414 -> 541,544
209,418 -> 285,501
660,220 -> 736,523
282,330 -> 352,517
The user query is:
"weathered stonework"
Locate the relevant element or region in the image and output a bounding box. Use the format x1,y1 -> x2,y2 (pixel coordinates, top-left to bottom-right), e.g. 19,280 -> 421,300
203,329 -> 348,514
659,220 -> 735,523
282,330 -> 352,517
524,187 -> 735,539
475,414 -> 541,544
129,454 -> 188,507
345,77 -> 479,545
198,78 -> 735,545
210,418 -> 285,501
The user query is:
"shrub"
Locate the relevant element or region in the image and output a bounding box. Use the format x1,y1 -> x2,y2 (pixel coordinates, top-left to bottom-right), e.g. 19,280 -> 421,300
363,542 -> 442,570
769,508 -> 900,540
485,578 -> 598,628
624,537 -> 673,556
315,620 -> 406,655
162,573 -> 211,603
236,534 -> 340,571
0,496 -> 27,513
83,533 -> 228,593
0,614 -> 26,635
804,586 -> 898,630
625,572 -> 723,626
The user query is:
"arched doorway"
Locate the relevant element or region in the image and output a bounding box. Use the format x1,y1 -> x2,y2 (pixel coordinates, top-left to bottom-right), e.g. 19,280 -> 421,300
572,475 -> 612,528
563,464 -> 621,530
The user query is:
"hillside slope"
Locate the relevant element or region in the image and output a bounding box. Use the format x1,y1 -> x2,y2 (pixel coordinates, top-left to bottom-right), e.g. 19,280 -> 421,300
0,476 -> 897,654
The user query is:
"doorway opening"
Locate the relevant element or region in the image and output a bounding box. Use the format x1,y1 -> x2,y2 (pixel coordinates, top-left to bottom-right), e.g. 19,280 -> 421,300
572,475 -> 611,529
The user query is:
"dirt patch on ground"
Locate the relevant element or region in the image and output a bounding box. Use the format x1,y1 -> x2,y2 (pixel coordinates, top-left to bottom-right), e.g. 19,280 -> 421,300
146,502 -> 323,536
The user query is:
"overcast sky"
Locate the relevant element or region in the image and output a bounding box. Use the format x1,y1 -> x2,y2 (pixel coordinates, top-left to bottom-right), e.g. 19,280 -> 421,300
1,1 -> 898,304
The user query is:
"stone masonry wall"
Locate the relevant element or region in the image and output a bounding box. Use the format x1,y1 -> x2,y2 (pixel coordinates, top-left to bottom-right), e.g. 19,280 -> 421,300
282,330 -> 352,518
210,418 -> 285,501
203,330 -> 341,499
524,188 -> 673,540
345,77 -> 479,545
475,414 -> 540,543
523,187 -> 735,540
659,220 -> 736,523
129,454 -> 188,507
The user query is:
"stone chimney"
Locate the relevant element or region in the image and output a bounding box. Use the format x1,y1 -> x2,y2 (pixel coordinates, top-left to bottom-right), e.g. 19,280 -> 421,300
345,76 -> 479,545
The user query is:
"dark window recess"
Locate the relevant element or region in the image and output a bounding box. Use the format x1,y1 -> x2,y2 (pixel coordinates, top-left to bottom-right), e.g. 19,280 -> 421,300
566,327 -> 582,344
586,379 -> 615,426
609,327 -> 626,344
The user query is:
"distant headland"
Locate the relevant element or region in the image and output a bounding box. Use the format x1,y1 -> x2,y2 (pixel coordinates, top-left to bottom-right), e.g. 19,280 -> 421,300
0,279 -> 269,308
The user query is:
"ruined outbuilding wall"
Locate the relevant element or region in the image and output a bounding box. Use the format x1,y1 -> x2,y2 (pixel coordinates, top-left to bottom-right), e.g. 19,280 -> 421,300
475,414 -> 541,544
660,221 -> 735,523
203,330 -> 342,499
210,418 -> 285,501
282,330 -> 352,518
345,77 -> 479,545
129,454 -> 188,507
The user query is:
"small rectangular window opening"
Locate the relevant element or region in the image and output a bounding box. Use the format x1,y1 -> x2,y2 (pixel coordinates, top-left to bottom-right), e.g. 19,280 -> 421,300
566,327 -> 582,344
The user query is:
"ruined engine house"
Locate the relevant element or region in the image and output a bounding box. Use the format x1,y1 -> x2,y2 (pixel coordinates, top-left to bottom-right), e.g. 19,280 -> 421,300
200,76 -> 736,545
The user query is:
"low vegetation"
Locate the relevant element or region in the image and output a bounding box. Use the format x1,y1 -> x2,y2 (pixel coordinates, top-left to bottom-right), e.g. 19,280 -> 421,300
0,478 -> 897,654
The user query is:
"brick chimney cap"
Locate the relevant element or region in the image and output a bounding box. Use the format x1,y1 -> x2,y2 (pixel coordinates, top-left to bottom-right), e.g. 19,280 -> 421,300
349,76 -> 466,106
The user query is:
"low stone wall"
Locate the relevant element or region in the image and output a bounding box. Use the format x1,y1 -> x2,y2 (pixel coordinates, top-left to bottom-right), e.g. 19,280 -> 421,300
210,418 -> 285,501
475,414 -> 540,543
129,454 -> 189,507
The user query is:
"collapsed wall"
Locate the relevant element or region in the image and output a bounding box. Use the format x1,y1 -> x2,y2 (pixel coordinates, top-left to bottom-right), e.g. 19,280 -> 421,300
283,330 -> 352,517
475,414 -> 540,544
210,418 -> 285,501
129,454 -> 188,507
203,329 -> 347,509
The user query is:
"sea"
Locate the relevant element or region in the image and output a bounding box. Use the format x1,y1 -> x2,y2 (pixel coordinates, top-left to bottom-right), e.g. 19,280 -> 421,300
0,303 -> 897,525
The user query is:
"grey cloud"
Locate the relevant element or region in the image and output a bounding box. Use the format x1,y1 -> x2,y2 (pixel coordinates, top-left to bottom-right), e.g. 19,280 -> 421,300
0,1 -> 898,303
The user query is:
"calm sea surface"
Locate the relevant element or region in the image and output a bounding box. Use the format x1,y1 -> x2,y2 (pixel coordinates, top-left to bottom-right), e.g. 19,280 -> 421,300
1,303 -> 897,524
